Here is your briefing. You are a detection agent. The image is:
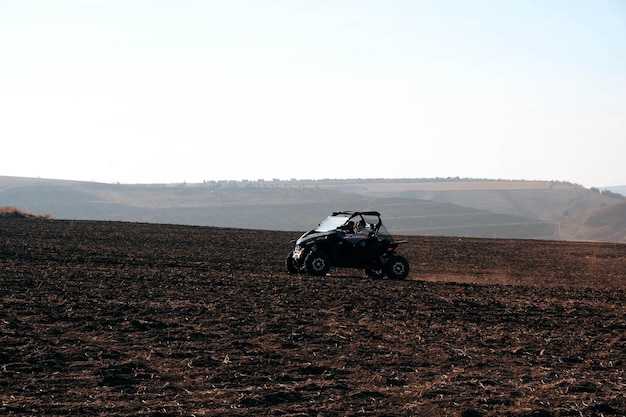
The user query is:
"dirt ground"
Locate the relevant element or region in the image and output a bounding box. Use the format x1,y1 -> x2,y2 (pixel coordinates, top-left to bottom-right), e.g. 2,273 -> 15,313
1,219 -> 625,416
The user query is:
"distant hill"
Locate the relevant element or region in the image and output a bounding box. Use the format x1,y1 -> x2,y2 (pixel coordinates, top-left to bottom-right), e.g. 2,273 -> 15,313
319,179 -> 619,222
1,176 -> 624,242
560,201 -> 626,243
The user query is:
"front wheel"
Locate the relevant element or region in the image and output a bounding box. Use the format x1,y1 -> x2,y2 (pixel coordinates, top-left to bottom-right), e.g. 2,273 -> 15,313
305,250 -> 331,276
386,255 -> 409,280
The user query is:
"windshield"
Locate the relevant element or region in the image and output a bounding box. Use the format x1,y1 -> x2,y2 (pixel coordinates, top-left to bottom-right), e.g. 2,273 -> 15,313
315,214 -> 351,232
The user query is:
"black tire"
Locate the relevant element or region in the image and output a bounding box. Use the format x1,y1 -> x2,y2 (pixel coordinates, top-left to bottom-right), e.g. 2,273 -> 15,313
385,255 -> 409,280
305,250 -> 331,276
365,266 -> 385,279
285,252 -> 299,274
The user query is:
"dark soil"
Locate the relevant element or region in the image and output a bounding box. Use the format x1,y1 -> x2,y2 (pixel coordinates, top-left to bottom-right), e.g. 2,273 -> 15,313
1,219 -> 625,416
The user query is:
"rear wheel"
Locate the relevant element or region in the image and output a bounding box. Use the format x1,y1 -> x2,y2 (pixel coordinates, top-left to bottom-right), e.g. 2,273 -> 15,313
385,255 -> 409,280
305,250 -> 331,276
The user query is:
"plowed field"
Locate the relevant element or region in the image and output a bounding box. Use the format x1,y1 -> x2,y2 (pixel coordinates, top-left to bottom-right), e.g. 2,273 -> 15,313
1,219 -> 625,416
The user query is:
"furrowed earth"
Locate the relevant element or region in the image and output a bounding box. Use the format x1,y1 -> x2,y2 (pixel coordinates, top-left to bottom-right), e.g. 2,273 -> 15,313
1,219 -> 625,416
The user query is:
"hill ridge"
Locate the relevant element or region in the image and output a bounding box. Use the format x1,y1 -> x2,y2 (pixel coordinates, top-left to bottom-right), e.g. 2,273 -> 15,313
1,175 -> 624,242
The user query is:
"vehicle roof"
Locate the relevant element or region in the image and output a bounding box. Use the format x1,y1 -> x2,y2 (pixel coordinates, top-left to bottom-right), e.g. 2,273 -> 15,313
331,211 -> 381,217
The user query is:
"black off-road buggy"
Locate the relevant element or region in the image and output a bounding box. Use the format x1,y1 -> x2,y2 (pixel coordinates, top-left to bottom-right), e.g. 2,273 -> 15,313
286,211 -> 410,279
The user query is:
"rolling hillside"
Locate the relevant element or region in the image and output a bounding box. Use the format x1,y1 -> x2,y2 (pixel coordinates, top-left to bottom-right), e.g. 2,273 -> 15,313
320,179 -> 616,222
560,201 -> 626,243
1,176 -> 623,242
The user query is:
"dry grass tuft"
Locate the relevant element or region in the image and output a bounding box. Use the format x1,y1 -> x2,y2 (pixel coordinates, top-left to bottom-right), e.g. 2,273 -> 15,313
0,206 -> 50,219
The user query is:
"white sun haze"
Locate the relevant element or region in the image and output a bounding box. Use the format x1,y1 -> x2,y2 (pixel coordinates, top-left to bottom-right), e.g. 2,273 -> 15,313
1,0 -> 625,187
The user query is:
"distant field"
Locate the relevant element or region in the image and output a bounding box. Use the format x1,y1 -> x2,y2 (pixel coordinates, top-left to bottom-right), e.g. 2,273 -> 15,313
324,180 -> 554,193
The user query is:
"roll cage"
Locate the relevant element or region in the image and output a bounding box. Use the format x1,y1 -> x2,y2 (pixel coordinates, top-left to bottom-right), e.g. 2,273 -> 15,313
315,211 -> 392,241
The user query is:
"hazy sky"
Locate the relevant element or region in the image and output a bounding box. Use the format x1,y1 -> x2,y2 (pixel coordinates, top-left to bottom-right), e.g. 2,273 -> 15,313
1,0 -> 625,187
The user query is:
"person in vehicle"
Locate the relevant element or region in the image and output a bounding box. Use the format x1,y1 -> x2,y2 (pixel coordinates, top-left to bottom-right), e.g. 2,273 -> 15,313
342,219 -> 369,244
355,220 -> 369,236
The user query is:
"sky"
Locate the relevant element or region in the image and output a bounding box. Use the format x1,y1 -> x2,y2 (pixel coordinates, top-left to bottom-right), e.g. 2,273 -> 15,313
1,0 -> 625,187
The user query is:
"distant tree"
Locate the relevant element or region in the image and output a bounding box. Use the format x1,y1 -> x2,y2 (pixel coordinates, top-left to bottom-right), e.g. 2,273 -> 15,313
601,189 -> 624,199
